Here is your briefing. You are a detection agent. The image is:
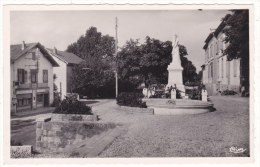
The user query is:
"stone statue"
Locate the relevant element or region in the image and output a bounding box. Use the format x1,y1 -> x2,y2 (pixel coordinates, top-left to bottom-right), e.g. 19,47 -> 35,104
172,34 -> 179,49
171,34 -> 181,65
166,34 -> 185,97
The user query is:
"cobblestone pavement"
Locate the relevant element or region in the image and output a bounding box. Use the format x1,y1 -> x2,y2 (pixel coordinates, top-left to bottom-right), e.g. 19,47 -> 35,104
98,96 -> 249,157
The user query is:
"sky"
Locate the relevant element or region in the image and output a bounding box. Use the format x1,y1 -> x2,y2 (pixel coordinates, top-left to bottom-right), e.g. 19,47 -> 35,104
10,10 -> 231,71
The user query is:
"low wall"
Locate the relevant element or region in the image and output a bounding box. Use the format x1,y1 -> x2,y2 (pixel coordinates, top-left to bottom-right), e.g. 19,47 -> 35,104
11,145 -> 32,158
36,118 -> 116,153
118,105 -> 154,114
51,113 -> 98,122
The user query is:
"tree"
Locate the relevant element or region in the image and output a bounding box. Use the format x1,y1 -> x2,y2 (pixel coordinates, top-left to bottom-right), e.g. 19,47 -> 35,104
223,10 -> 249,91
117,36 -> 198,91
139,37 -> 172,87
66,27 -> 116,98
117,39 -> 143,92
179,45 -> 198,83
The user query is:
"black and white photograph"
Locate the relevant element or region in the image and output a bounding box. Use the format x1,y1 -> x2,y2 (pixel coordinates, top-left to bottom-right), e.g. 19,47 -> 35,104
1,3 -> 257,164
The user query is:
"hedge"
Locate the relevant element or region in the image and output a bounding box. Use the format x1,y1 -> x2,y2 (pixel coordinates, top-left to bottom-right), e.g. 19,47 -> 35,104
116,92 -> 147,108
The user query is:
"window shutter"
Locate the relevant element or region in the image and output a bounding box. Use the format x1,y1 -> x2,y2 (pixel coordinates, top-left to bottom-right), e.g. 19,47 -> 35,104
234,59 -> 237,77
17,69 -> 20,82
24,70 -> 27,83
43,70 -> 48,83
32,52 -> 36,60
18,69 -> 23,83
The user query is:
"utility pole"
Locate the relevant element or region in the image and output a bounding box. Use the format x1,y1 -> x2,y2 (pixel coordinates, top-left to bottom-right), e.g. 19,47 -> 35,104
115,17 -> 118,98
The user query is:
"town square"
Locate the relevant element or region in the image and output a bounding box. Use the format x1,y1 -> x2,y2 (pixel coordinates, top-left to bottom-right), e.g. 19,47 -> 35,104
4,6 -> 251,160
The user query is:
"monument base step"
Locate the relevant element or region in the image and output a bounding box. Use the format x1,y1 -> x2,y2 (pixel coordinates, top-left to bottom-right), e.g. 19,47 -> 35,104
152,107 -> 210,115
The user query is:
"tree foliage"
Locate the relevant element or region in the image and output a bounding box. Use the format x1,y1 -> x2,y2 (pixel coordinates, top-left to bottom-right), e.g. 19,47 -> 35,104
117,36 -> 198,91
66,27 -> 116,98
223,10 -> 249,90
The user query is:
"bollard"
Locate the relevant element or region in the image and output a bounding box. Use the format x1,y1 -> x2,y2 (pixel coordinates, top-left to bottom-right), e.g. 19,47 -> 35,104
171,89 -> 176,100
202,89 -> 207,102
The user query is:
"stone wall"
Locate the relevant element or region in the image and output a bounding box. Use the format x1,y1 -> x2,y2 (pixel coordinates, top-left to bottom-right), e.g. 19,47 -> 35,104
11,145 -> 32,158
118,106 -> 154,114
36,117 -> 116,153
51,113 -> 98,122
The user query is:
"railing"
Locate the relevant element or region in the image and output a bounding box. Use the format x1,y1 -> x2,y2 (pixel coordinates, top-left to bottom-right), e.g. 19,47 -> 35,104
17,83 -> 31,89
17,83 -> 49,89
38,83 -> 48,88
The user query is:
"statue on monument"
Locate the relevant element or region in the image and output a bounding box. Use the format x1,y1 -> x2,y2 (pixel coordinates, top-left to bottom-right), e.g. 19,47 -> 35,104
172,34 -> 179,50
167,34 -> 185,97
169,34 -> 182,69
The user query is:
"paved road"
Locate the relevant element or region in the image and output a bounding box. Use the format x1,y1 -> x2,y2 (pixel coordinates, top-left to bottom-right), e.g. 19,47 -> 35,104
11,96 -> 249,157
99,96 -> 249,157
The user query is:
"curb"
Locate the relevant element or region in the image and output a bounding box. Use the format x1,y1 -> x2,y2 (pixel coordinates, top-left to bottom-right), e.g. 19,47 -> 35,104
62,125 -> 126,157
84,126 -> 126,157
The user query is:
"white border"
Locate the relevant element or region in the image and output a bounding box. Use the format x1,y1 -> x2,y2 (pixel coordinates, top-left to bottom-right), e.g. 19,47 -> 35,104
1,2 -> 259,167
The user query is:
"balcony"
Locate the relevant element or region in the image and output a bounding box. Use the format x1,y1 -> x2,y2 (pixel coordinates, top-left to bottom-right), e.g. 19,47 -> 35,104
38,83 -> 48,88
16,83 -> 49,90
17,83 -> 31,89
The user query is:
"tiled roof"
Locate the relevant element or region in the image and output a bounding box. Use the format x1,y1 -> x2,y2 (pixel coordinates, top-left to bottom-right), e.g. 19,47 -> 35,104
11,43 -> 37,60
47,48 -> 83,65
10,42 -> 59,67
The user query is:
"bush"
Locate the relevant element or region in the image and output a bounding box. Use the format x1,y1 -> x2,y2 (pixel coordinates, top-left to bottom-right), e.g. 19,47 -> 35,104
221,89 -> 237,96
185,84 -> 205,100
117,92 -> 147,108
187,89 -> 202,100
53,96 -> 92,115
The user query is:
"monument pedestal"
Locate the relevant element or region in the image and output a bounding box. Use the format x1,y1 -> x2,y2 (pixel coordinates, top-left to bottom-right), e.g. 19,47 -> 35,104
167,64 -> 185,97
166,34 -> 185,98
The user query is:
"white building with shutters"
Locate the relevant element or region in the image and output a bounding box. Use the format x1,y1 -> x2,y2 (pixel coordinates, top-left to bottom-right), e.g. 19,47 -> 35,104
10,42 -> 59,112
47,47 -> 83,100
202,20 -> 241,96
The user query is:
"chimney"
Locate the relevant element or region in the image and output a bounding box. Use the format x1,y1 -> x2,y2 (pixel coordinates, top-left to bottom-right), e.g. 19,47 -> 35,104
21,41 -> 26,50
53,47 -> 57,54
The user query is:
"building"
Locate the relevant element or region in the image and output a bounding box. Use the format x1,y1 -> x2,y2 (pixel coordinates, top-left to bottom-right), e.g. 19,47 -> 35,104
47,47 -> 83,99
202,20 -> 241,96
11,42 -> 59,113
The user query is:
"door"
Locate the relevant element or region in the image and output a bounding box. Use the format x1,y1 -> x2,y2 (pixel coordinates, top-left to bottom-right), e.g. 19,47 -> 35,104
44,94 -> 49,107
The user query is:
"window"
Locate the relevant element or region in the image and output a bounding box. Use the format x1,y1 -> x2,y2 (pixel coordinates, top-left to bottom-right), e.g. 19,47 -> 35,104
226,60 -> 230,77
207,49 -> 209,60
215,42 -> 218,54
31,69 -> 37,83
43,70 -> 48,83
218,60 -> 220,78
234,59 -> 237,77
211,62 -> 213,78
17,98 -> 31,107
18,99 -> 23,106
210,45 -> 212,58
208,64 -> 211,79
32,52 -> 36,60
17,69 -> 27,84
37,94 -> 43,103
208,62 -> 213,79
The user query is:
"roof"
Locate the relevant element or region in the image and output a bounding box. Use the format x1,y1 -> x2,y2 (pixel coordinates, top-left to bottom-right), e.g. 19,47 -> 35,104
203,33 -> 214,49
203,16 -> 230,50
47,48 -> 83,65
10,42 -> 59,67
